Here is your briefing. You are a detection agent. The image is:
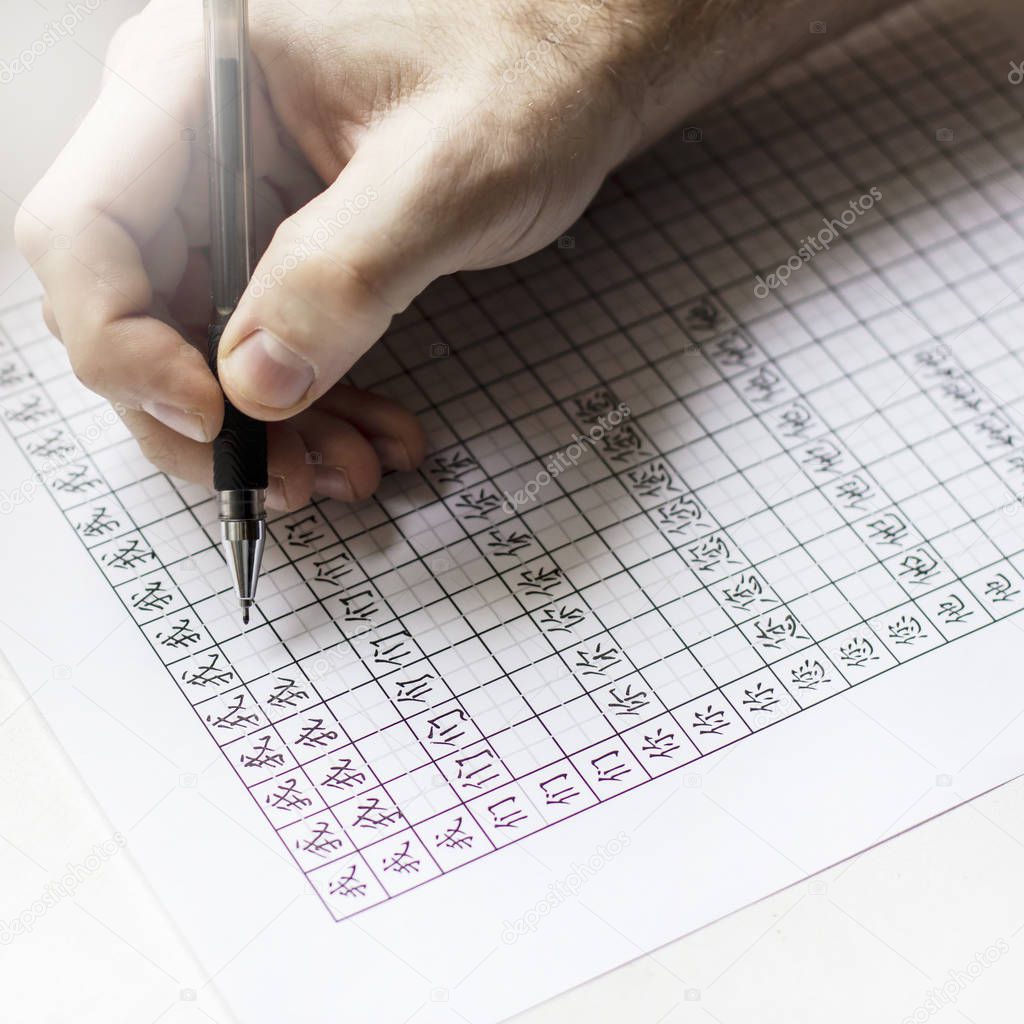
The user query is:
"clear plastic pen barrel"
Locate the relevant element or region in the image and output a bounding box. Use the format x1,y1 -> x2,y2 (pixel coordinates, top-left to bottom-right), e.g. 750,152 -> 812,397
203,0 -> 267,624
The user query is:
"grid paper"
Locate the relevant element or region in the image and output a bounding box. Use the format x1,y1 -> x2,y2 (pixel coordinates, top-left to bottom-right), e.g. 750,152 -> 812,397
3,0 -> 1024,925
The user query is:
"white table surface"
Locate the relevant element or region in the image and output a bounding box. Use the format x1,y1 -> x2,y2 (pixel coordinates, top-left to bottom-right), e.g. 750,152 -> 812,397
4,630 -> 1024,1024
3,1 -> 1023,1020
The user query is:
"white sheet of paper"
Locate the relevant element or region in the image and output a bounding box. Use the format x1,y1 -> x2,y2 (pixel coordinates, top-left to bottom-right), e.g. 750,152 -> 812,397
3,3 -> 1024,1021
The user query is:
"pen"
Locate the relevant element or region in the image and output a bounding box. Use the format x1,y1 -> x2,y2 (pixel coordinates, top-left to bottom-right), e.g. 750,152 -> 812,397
203,0 -> 267,625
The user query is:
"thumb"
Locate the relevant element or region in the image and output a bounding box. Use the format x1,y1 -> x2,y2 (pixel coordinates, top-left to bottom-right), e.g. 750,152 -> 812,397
218,111 -> 465,419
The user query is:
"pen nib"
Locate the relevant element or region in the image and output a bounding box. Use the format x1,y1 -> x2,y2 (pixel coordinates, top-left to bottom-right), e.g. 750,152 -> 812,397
241,603 -> 251,626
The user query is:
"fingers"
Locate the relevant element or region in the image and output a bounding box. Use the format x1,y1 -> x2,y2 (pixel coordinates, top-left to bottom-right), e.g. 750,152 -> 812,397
294,410 -> 380,503
217,106 -> 476,421
315,385 -> 427,472
119,385 -> 425,509
14,8 -> 224,443
121,408 -> 314,512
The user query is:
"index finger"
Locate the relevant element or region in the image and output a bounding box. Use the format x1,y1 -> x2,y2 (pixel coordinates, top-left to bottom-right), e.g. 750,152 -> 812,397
15,8 -> 223,444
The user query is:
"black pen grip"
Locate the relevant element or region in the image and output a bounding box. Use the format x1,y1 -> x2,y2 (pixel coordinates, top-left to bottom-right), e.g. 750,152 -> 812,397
209,317 -> 268,492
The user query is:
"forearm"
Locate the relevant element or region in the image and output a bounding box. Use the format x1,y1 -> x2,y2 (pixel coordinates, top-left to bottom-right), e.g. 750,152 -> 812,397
594,0 -> 906,161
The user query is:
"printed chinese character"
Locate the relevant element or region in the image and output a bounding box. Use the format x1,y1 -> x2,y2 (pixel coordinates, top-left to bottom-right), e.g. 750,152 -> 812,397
267,678 -> 310,709
692,705 -> 730,735
837,635 -> 878,668
395,674 -> 434,704
182,653 -> 235,688
866,513 -> 908,548
641,727 -> 681,759
752,612 -> 807,651
936,594 -> 973,625
721,572 -> 771,612
606,683 -> 651,716
591,749 -> 631,783
52,463 -> 102,495
801,439 -> 845,476
103,538 -> 157,572
454,487 -> 504,520
352,796 -> 403,830
265,778 -> 311,812
296,717 -> 339,748
426,708 -> 470,748
455,748 -> 501,790
709,330 -> 755,367
789,659 -> 829,690
321,758 -> 368,791
487,796 -> 527,828
430,449 -> 479,484
297,821 -> 346,859
741,680 -> 779,713
241,734 -> 287,770
743,365 -> 784,405
574,642 -> 622,677
156,618 -> 201,649
539,772 -> 581,805
485,526 -> 533,558
206,692 -> 259,731
382,840 -> 421,875
895,548 -> 940,586
436,817 -> 474,850
984,573 -> 1019,604
686,535 -> 740,574
285,514 -> 327,549
517,564 -> 564,598
313,550 -> 354,584
77,505 -> 120,538
538,604 -> 586,633
329,864 -> 367,898
682,297 -> 723,336
833,474 -> 876,512
130,580 -> 173,614
776,402 -> 816,440
656,495 -> 705,535
626,461 -> 680,500
888,615 -> 924,646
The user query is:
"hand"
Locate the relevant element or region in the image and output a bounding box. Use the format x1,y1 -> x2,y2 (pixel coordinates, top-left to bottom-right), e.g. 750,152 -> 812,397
15,0 -> 647,509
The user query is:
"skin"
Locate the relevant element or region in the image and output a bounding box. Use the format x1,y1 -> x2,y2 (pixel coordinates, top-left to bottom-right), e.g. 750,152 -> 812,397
14,0 -> 895,511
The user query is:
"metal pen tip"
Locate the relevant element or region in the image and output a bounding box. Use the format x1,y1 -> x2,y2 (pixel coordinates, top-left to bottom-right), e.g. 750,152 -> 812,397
241,602 -> 252,626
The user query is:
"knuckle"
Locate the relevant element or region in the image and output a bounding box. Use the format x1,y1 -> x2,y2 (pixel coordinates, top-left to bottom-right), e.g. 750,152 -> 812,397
68,347 -> 108,395
270,217 -> 397,321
